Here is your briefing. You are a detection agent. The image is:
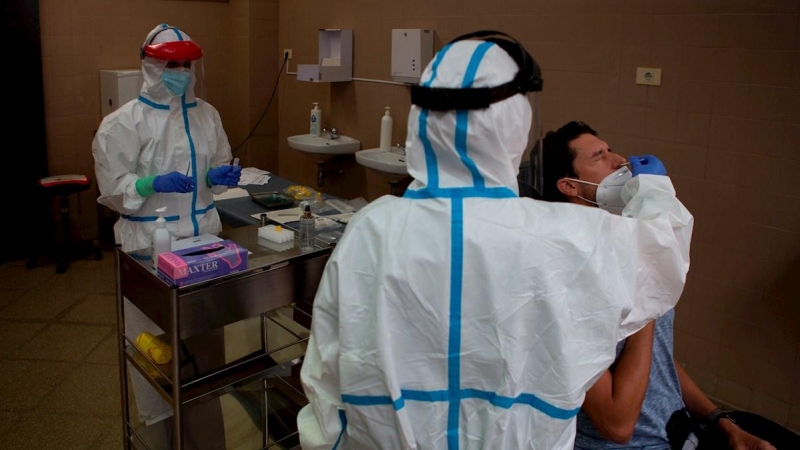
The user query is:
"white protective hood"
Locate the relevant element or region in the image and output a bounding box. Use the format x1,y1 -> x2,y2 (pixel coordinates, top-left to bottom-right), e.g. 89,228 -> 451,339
92,25 -> 231,255
404,41 -> 532,193
298,39 -> 694,450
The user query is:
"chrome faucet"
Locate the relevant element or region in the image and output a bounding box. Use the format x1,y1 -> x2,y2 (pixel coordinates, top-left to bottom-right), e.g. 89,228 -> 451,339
322,127 -> 339,139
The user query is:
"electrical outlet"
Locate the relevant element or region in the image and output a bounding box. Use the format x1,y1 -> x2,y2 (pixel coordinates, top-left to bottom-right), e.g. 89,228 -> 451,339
636,67 -> 662,86
283,49 -> 293,60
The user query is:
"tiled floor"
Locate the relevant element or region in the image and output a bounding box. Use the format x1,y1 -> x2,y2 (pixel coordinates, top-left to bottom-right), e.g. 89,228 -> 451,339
0,250 -> 123,449
0,249 -> 307,450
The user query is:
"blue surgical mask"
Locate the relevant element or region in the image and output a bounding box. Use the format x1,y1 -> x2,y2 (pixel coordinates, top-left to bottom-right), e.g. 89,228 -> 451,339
162,68 -> 192,96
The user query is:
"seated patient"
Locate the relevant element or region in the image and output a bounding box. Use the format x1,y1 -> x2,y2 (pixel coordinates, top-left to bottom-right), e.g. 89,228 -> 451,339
537,121 -> 776,450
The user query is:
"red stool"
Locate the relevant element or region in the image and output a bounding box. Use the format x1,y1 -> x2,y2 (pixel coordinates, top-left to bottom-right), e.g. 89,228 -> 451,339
27,174 -> 103,273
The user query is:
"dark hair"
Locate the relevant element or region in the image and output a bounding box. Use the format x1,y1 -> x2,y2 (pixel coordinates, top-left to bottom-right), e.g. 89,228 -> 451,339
541,121 -> 598,202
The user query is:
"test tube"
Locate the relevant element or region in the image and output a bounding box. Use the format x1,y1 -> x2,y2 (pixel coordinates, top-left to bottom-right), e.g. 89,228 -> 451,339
232,157 -> 240,167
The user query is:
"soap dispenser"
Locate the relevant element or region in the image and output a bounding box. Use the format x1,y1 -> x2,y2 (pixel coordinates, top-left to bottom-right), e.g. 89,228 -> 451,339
310,102 -> 322,137
152,207 -> 171,271
380,106 -> 392,151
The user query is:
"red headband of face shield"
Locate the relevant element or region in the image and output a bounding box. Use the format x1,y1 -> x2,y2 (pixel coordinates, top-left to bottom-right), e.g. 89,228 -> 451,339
141,41 -> 203,62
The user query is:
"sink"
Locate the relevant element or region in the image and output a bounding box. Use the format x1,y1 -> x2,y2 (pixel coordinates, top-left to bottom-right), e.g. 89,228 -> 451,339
287,134 -> 361,156
355,148 -> 409,176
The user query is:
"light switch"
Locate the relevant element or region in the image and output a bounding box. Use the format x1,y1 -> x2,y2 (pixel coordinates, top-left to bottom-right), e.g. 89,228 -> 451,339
636,67 -> 662,86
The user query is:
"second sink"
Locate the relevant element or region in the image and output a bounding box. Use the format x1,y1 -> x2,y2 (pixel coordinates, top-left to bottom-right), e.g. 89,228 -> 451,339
355,149 -> 409,176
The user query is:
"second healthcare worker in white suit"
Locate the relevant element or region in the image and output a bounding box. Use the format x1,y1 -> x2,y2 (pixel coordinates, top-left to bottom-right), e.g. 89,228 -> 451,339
297,31 -> 694,450
92,23 -> 240,442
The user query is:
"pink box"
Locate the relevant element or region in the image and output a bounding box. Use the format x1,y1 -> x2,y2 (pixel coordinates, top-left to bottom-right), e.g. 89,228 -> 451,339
157,240 -> 248,287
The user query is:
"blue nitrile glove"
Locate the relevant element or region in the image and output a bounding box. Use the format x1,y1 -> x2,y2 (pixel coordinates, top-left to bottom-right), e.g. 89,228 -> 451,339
152,172 -> 195,193
135,172 -> 194,196
207,165 -> 242,186
628,155 -> 667,177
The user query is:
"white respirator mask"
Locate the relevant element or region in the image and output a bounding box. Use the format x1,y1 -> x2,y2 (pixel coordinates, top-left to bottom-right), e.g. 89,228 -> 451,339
566,166 -> 632,215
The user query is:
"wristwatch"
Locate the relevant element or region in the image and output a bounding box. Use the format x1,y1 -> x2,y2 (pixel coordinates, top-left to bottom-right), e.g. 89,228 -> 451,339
708,406 -> 736,426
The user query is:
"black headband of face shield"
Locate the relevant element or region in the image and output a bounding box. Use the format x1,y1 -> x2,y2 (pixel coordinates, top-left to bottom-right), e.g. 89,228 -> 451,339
410,30 -> 543,111
139,26 -> 181,60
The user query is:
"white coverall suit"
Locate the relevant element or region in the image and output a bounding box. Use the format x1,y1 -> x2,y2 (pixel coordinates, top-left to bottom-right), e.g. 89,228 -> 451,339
298,39 -> 694,449
93,24 -> 232,429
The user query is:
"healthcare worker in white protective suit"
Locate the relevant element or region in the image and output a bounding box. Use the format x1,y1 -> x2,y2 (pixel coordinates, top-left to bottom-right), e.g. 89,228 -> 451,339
92,23 -> 239,437
297,30 -> 694,450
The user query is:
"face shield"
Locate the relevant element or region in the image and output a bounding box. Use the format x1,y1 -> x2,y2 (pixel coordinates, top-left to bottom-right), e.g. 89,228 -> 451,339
520,91 -> 543,196
144,57 -> 206,100
140,24 -> 205,100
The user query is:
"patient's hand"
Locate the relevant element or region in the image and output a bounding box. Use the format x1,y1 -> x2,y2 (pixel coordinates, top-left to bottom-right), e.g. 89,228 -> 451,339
720,420 -> 775,450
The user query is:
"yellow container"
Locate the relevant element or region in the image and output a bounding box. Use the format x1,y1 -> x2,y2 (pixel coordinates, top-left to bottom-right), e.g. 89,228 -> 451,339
134,332 -> 172,364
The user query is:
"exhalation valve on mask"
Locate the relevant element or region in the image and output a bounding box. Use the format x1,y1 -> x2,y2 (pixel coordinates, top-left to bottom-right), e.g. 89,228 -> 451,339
569,166 -> 632,215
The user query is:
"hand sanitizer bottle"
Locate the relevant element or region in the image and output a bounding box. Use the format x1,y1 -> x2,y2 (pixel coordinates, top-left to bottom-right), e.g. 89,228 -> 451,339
310,102 -> 322,137
152,207 -> 171,271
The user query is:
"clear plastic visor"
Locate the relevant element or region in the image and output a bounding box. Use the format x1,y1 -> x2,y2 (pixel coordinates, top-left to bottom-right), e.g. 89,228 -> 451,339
519,91 -> 543,197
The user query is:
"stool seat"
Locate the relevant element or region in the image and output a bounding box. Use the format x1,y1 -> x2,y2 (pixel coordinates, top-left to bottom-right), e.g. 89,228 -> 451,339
29,173 -> 100,273
39,174 -> 91,196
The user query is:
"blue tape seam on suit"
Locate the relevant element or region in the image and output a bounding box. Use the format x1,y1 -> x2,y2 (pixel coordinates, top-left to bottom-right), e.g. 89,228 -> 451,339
340,42 -> 578,449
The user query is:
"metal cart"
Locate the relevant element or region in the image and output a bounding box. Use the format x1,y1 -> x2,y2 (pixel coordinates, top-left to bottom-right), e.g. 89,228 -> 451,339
116,224 -> 331,450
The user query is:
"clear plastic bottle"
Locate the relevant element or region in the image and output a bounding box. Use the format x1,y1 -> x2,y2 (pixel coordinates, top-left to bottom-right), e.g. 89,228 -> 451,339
152,207 -> 171,270
310,192 -> 332,214
298,205 -> 315,252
